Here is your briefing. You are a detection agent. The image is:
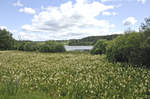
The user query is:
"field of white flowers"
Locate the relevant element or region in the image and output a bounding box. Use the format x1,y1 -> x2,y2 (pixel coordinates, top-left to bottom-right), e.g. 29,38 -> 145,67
0,51 -> 149,99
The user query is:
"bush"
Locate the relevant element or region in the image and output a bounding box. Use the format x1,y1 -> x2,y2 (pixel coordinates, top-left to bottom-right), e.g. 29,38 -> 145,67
128,48 -> 150,66
39,41 -> 65,53
12,41 -> 66,53
90,40 -> 107,55
13,41 -> 26,51
23,42 -> 39,51
54,43 -> 66,52
106,32 -> 140,63
106,34 -> 129,63
0,29 -> 14,50
106,31 -> 150,67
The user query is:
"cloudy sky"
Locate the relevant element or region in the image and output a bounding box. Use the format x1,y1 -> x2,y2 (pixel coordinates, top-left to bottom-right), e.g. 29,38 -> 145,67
0,0 -> 150,41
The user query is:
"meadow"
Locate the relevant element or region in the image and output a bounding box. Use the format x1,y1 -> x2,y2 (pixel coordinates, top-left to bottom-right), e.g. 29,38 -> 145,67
0,51 -> 150,99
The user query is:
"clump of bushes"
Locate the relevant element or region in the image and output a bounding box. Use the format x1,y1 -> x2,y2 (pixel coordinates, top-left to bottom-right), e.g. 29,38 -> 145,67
106,30 -> 150,67
14,41 -> 27,51
90,39 -> 107,55
106,18 -> 150,67
39,41 -> 66,52
14,41 -> 66,53
0,29 -> 14,50
23,42 -> 39,51
14,41 -> 39,51
106,32 -> 142,63
91,18 -> 150,67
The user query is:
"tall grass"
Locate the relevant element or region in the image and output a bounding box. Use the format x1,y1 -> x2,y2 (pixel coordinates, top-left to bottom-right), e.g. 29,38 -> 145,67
0,51 -> 149,98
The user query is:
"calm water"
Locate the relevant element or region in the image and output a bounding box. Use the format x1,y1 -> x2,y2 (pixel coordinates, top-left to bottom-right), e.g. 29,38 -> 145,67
65,45 -> 93,51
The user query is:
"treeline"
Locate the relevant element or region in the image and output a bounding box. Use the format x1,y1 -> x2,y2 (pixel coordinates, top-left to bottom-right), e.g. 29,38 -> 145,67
0,29 -> 14,50
0,30 -> 65,52
14,41 -> 66,52
68,34 -> 118,46
91,18 -> 150,67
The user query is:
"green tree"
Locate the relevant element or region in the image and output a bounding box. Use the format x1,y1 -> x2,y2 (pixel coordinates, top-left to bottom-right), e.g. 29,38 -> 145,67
23,42 -> 39,51
106,32 -> 143,63
39,41 -> 66,52
140,18 -> 150,32
0,29 -> 14,50
90,40 -> 107,55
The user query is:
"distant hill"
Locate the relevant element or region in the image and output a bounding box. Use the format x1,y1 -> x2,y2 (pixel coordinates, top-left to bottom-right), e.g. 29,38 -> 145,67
17,34 -> 120,46
68,34 -> 119,46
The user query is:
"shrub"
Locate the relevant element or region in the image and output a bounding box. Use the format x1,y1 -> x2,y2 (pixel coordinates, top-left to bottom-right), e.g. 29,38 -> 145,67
23,42 -> 39,51
90,40 -> 107,55
106,35 -> 129,63
54,43 -> 66,52
0,29 -> 14,50
39,44 -> 50,52
128,48 -> 150,66
13,41 -> 26,51
106,31 -> 150,67
106,32 -> 141,63
39,41 -> 65,52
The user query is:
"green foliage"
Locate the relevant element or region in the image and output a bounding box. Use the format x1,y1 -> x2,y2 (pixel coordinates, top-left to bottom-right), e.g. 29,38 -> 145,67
106,35 -> 128,63
39,41 -> 66,52
0,29 -> 14,50
23,42 -> 39,51
106,18 -> 150,67
90,39 -> 107,55
106,31 -> 150,67
106,32 -> 142,62
13,41 -> 29,51
140,17 -> 150,32
142,36 -> 150,48
13,41 -> 66,53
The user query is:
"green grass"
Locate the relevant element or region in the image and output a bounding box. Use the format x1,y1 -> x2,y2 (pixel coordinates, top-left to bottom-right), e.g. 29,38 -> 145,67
0,51 -> 150,99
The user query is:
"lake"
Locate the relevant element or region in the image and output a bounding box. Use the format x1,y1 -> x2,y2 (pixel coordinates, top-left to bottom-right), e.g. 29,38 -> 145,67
64,45 -> 93,51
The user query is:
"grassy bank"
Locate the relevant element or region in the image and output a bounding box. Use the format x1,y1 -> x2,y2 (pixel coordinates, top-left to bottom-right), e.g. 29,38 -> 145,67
0,51 -> 149,98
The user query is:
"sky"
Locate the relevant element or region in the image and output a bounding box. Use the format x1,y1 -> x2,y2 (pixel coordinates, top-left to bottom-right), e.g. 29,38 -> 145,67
0,0 -> 150,41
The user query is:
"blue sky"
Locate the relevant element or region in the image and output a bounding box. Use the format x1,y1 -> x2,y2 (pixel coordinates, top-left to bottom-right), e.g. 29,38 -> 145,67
0,0 -> 150,41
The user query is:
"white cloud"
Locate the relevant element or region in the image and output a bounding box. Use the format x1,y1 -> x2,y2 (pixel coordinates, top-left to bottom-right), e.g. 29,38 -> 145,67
101,0 -> 113,2
102,12 -> 118,16
18,32 -> 49,41
19,7 -> 36,15
137,0 -> 146,4
13,0 -> 23,7
21,0 -> 115,40
123,17 -> 137,26
101,0 -> 122,2
0,26 -> 7,30
21,25 -> 33,31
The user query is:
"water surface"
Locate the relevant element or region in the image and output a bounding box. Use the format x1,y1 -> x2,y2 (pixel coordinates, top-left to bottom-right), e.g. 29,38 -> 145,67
65,45 -> 93,51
